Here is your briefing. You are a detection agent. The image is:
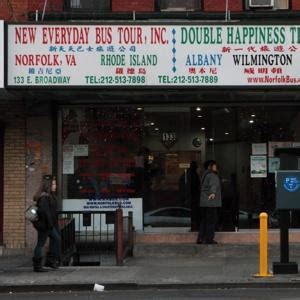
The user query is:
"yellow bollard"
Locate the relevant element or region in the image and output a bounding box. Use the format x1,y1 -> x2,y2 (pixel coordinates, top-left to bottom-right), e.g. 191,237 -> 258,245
254,212 -> 273,277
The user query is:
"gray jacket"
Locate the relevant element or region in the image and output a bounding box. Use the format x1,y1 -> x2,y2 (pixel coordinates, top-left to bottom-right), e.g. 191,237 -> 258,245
200,170 -> 222,208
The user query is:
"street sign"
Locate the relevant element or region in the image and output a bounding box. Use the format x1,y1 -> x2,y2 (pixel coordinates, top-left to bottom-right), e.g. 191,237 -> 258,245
276,170 -> 300,209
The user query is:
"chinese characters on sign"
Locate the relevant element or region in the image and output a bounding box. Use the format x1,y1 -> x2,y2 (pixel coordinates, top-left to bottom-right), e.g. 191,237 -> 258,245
7,25 -> 300,86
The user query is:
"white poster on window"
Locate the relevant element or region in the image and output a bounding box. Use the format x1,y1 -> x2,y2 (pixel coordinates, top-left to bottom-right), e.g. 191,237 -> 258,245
62,198 -> 143,231
63,145 -> 74,174
251,155 -> 267,178
252,143 -> 267,155
73,144 -> 89,156
269,157 -> 280,173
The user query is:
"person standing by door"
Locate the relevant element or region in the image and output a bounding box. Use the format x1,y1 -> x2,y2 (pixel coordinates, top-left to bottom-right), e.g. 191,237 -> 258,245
197,160 -> 222,244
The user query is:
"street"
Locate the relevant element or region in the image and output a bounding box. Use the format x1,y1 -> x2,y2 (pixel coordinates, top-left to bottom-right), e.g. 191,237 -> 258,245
1,289 -> 300,300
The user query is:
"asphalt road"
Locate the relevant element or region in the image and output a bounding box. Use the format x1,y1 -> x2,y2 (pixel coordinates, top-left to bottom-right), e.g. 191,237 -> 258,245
1,289 -> 300,300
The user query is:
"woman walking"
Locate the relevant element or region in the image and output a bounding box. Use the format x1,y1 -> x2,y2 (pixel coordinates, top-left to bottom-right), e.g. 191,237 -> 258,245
32,175 -> 61,272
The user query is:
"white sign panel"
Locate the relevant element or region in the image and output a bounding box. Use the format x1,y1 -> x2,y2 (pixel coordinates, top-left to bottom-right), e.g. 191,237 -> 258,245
73,144 -> 89,156
269,157 -> 280,173
252,143 -> 267,155
7,24 -> 300,87
0,21 -> 4,88
63,145 -> 74,174
251,155 -> 267,178
63,198 -> 143,231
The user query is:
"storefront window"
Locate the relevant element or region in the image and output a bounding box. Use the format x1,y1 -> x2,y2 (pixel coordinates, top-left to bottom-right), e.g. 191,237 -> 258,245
60,105 -> 300,230
62,107 -> 143,200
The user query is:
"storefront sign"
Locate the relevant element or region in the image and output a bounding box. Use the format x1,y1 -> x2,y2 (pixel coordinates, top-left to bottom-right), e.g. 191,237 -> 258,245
252,143 -> 267,155
7,24 -> 300,87
63,198 -> 143,231
0,21 -> 4,88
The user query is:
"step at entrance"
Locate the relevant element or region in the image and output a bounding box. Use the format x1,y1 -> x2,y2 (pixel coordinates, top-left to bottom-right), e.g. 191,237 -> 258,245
73,252 -> 116,266
135,230 -> 300,244
133,243 -> 300,258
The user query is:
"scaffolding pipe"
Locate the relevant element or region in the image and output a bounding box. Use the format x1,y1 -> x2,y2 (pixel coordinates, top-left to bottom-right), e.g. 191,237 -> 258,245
41,0 -> 48,21
225,0 -> 229,21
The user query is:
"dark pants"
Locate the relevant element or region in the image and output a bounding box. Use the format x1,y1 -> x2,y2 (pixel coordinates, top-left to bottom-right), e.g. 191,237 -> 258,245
34,227 -> 61,259
191,203 -> 201,232
198,207 -> 218,242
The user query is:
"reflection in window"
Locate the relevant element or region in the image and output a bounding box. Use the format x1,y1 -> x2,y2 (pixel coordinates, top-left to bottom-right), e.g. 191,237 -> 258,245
61,105 -> 300,229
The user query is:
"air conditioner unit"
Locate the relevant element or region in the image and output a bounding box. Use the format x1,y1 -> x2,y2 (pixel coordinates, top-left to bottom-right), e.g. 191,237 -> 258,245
159,0 -> 199,11
249,0 -> 274,7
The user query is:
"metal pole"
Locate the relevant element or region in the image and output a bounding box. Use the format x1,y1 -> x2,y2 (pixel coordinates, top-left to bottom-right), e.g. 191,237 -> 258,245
225,0 -> 229,21
279,210 -> 290,263
254,212 -> 272,277
41,0 -> 48,21
115,208 -> 124,266
273,209 -> 298,274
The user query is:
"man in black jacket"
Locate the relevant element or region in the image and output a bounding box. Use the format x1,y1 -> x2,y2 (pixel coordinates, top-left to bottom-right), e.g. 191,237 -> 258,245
197,160 -> 222,244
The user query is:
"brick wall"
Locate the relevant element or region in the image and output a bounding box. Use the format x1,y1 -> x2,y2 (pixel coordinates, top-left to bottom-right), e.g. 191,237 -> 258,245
203,0 -> 243,12
25,109 -> 53,250
2,0 -> 300,19
292,0 -> 300,10
0,0 -> 63,21
112,0 -> 155,12
0,98 -> 26,250
0,0 -> 28,21
28,0 -> 63,13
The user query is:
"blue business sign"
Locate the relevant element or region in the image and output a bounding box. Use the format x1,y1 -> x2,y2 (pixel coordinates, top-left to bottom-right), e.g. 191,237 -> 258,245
283,177 -> 300,193
276,171 -> 300,209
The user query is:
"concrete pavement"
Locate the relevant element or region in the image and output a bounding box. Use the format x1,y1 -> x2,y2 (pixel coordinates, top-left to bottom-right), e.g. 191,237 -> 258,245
1,244 -> 300,292
3,289 -> 300,300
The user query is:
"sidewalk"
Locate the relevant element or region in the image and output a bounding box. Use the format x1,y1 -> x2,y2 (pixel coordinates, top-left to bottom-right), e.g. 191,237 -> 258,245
1,244 -> 300,292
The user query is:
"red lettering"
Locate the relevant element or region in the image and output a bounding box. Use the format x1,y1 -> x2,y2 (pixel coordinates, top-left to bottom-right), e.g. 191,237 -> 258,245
42,27 -> 90,44
95,27 -> 112,44
15,27 -> 36,44
14,54 -> 60,66
118,27 -> 143,44
151,27 -> 167,45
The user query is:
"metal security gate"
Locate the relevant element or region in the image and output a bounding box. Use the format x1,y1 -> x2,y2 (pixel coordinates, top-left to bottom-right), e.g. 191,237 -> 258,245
58,209 -> 134,266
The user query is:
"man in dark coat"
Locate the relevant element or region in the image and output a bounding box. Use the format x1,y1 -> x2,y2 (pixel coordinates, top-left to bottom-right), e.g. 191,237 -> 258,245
197,160 -> 222,244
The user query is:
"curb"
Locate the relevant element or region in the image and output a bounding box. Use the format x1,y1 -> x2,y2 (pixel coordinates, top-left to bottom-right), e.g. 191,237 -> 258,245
1,282 -> 300,293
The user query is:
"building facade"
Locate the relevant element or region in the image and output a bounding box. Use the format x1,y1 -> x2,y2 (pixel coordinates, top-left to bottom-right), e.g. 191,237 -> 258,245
1,0 -> 300,253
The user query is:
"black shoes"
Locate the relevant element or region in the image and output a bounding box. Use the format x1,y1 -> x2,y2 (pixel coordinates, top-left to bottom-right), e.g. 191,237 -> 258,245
45,254 -> 60,269
205,240 -> 218,245
196,240 -> 218,245
32,257 -> 48,273
45,260 -> 59,269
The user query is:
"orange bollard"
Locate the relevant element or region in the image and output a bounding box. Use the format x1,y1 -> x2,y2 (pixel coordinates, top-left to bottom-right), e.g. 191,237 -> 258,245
254,212 -> 273,277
